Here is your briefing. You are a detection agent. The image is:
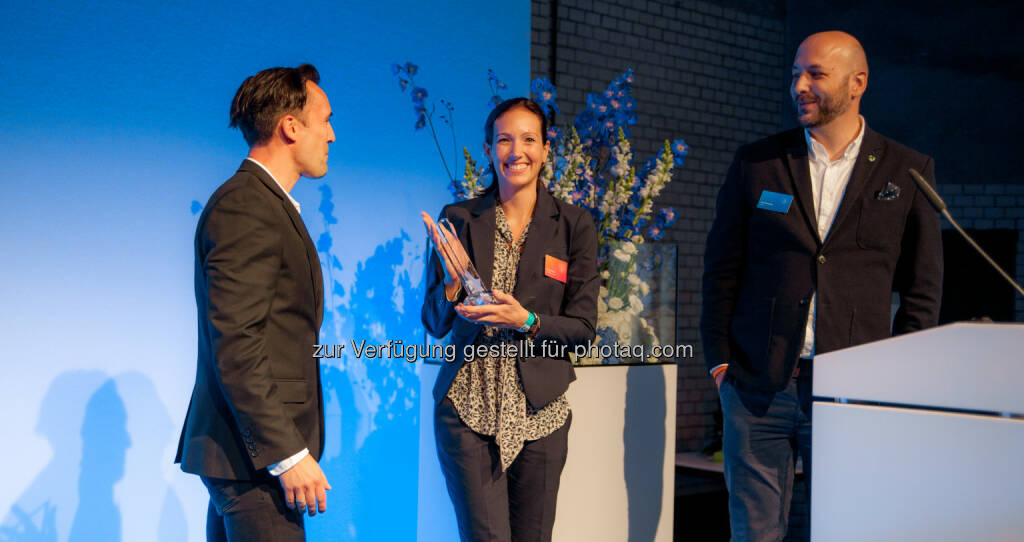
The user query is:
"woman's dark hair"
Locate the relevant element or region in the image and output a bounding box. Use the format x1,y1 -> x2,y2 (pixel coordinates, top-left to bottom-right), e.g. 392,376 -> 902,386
229,64 -> 320,147
484,97 -> 548,146
482,98 -> 549,194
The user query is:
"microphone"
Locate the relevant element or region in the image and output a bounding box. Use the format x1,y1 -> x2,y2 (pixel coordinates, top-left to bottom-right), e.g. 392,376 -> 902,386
908,168 -> 1024,298
907,168 -> 946,213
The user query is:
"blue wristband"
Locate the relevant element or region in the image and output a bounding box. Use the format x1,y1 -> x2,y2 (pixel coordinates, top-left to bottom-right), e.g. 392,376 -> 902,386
518,312 -> 535,333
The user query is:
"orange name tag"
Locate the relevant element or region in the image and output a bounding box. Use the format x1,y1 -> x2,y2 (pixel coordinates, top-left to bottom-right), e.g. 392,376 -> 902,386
544,254 -> 568,283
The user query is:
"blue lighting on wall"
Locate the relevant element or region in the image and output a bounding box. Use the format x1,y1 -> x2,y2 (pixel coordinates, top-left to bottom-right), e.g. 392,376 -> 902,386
0,1 -> 529,540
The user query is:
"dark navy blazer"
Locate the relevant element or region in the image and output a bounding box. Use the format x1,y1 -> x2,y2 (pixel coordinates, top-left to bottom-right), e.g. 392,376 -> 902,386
177,160 -> 324,480
422,186 -> 599,410
701,126 -> 943,393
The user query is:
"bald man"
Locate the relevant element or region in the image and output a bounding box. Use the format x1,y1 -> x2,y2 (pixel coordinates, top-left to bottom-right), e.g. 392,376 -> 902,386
701,31 -> 942,540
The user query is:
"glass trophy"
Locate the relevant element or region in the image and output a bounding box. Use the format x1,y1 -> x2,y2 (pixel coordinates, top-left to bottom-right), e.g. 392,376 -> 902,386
436,218 -> 496,305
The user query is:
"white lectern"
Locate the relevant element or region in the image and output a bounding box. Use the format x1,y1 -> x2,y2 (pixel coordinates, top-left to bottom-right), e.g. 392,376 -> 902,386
812,322 -> 1024,541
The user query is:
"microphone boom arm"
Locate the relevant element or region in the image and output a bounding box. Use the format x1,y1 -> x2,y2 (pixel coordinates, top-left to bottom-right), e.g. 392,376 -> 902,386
908,168 -> 1024,298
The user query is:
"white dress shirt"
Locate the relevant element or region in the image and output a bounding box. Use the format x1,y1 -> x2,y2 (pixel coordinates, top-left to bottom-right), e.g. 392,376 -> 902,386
246,157 -> 301,214
799,117 -> 866,358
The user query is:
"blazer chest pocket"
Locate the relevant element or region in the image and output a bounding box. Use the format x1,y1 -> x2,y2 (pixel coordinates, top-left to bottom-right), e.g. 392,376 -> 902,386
275,379 -> 307,404
856,200 -> 906,251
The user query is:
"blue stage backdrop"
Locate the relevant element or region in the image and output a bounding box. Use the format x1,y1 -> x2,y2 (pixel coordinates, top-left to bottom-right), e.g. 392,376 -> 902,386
0,2 -> 528,540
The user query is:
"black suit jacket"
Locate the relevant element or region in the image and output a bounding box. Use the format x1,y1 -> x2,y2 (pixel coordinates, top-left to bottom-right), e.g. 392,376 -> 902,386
701,126 -> 943,393
422,187 -> 599,409
176,159 -> 325,480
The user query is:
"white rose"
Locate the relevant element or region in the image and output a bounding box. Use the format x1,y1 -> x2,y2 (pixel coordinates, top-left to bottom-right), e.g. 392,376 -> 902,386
608,296 -> 624,310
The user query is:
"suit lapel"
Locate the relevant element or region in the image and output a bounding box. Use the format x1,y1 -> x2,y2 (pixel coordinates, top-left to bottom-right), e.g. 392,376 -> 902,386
783,131 -> 820,241
516,188 -> 560,298
826,126 -> 885,244
468,193 -> 497,291
240,160 -> 324,328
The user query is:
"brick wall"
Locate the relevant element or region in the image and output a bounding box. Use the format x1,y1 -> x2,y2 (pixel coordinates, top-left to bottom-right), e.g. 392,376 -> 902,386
530,0 -> 788,452
941,184 -> 1024,321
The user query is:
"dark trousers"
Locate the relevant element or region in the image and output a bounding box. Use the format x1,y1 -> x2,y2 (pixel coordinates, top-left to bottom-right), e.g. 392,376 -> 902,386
719,374 -> 812,542
202,476 -> 304,542
434,397 -> 571,542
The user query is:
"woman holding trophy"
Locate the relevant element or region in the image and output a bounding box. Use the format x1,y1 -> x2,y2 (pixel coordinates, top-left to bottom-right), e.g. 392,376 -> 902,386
421,97 -> 599,542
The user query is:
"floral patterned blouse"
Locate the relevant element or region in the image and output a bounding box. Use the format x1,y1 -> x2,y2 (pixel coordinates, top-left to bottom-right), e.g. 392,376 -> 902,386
446,205 -> 570,471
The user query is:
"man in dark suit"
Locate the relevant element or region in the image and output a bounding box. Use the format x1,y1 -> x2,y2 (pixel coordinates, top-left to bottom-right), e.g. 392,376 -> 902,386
176,64 -> 334,541
701,31 -> 942,540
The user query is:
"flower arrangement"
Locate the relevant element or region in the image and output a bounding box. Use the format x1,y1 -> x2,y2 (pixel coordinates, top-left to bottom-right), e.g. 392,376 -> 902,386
393,63 -> 687,363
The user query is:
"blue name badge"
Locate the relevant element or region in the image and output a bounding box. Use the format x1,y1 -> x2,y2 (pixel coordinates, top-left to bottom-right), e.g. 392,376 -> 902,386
756,190 -> 793,213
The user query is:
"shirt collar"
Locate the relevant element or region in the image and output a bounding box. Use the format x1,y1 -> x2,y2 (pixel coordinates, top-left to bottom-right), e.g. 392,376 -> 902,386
244,157 -> 301,214
804,116 -> 866,164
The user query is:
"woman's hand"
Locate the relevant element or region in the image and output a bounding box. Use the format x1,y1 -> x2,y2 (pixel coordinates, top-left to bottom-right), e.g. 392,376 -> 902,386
455,290 -> 531,329
421,211 -> 466,300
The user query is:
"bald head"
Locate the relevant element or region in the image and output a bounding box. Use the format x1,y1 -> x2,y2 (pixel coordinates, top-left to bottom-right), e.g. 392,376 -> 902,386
798,31 -> 868,76
791,31 -> 869,129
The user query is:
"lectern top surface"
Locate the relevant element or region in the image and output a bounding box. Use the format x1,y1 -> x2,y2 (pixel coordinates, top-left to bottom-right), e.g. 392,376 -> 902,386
813,322 -> 1024,414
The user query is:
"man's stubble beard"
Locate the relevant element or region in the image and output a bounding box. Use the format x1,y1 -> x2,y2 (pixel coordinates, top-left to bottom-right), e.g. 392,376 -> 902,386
796,75 -> 851,128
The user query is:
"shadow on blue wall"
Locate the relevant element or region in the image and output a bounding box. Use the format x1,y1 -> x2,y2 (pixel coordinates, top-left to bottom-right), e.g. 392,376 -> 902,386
623,365 -> 666,541
304,183 -> 423,541
1,371 -> 185,542
113,372 -> 187,542
67,379 -> 127,541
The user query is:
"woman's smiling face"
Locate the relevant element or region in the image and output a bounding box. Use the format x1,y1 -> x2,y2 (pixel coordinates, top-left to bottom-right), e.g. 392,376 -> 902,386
485,106 -> 550,191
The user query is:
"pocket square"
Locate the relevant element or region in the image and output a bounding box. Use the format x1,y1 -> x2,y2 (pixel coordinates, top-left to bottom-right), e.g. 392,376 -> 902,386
875,181 -> 901,201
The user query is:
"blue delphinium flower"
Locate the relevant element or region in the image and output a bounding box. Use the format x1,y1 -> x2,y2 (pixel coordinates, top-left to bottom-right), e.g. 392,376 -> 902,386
574,109 -> 597,144
404,62 -> 418,76
487,69 -> 507,90
573,68 -> 639,148
657,208 -> 676,225
546,125 -> 562,143
639,157 -> 657,177
530,78 -> 560,117
646,207 -> 678,241
672,139 -> 689,166
587,94 -> 608,114
411,87 -> 428,104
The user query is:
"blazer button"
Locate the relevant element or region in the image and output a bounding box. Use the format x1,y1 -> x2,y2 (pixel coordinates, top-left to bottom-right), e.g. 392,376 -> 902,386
817,255 -> 827,264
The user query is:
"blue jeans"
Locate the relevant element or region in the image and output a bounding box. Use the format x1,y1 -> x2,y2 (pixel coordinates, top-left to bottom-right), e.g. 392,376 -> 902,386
719,375 -> 812,542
